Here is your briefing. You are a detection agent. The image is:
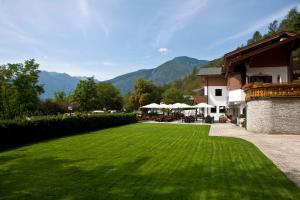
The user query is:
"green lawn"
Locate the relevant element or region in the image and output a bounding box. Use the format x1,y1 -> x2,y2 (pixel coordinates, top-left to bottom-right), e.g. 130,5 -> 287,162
0,123 -> 299,200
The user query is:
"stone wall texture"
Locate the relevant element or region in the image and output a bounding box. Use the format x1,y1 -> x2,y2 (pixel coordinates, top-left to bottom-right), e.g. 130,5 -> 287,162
247,98 -> 300,134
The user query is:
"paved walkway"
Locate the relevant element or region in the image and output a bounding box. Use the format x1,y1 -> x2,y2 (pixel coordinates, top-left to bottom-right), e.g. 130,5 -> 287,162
209,123 -> 300,187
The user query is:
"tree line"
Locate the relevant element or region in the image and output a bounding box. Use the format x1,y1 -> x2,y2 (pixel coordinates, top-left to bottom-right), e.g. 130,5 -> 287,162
123,67 -> 199,112
0,59 -> 194,119
247,7 -> 299,45
0,60 -> 124,119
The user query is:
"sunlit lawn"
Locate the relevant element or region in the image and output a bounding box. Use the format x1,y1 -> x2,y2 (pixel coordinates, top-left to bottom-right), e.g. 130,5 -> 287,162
0,123 -> 299,200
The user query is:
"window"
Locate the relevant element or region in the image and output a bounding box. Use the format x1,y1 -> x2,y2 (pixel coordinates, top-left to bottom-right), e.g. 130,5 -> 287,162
219,106 -> 226,113
291,47 -> 300,82
215,89 -> 222,96
211,106 -> 217,113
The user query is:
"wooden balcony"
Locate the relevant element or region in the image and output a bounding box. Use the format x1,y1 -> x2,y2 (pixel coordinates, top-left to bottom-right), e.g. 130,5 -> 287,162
243,83 -> 300,101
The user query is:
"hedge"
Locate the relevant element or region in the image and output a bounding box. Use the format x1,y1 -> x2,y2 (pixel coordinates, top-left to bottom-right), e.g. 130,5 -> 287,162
0,113 -> 137,149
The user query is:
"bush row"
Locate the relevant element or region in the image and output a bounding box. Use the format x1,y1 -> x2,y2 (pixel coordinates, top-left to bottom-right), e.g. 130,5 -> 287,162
0,113 -> 137,149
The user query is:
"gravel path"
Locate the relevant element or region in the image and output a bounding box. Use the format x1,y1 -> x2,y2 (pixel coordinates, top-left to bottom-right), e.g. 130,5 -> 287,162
209,123 -> 300,187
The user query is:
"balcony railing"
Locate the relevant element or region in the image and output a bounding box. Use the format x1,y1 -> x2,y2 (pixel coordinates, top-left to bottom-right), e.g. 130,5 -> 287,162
243,82 -> 300,101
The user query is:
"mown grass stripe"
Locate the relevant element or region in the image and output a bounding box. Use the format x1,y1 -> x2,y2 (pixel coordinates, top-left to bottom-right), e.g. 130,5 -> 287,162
0,123 -> 299,200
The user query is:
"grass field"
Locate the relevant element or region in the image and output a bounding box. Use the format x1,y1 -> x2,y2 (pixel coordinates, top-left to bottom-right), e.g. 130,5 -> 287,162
0,123 -> 299,200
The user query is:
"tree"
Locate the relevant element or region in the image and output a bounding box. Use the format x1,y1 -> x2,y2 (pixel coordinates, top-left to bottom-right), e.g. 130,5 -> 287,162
71,77 -> 98,111
123,93 -> 136,112
41,99 -> 67,115
162,87 -> 184,104
123,78 -> 162,111
53,91 -> 67,103
134,78 -> 157,97
0,59 -> 44,119
287,7 -> 298,21
268,20 -> 278,34
139,93 -> 153,106
278,7 -> 300,33
0,65 -> 16,118
133,78 -> 159,108
247,31 -> 263,45
96,83 -> 122,110
13,60 -> 44,116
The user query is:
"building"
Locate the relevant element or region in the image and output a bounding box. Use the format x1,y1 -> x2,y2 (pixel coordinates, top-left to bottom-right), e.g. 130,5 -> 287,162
196,68 -> 227,120
195,32 -> 300,134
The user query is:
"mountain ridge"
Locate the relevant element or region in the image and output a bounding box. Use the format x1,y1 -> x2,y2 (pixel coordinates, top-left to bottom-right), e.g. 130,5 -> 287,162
39,56 -> 208,98
39,71 -> 83,99
106,56 -> 208,94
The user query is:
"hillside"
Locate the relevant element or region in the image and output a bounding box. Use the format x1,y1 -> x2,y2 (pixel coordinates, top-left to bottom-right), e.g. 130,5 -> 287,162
38,56 -> 208,98
202,57 -> 223,68
39,71 -> 83,99
107,56 -> 208,94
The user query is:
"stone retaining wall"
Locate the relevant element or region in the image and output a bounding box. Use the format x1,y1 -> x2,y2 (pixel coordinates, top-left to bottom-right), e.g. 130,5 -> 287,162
247,98 -> 300,134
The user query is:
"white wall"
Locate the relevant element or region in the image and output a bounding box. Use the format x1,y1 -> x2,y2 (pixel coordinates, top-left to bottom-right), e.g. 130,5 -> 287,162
204,86 -> 208,96
228,89 -> 246,102
246,66 -> 288,83
206,86 -> 228,120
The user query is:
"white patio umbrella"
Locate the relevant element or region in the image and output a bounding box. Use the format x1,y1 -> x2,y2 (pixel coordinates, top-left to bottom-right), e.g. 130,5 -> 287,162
193,103 -> 214,119
193,103 -> 213,108
169,103 -> 193,109
178,103 -> 193,109
168,103 -> 182,109
158,103 -> 171,109
140,103 -> 160,109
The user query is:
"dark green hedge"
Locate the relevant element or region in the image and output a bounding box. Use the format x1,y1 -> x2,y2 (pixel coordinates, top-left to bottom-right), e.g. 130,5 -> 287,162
0,113 -> 137,149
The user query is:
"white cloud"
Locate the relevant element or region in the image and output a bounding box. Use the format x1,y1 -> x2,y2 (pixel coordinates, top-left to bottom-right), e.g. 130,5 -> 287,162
153,0 -> 207,47
158,48 -> 168,54
209,3 -> 300,49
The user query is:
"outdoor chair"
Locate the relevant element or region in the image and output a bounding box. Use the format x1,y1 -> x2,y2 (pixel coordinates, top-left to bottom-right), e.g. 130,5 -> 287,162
205,116 -> 214,124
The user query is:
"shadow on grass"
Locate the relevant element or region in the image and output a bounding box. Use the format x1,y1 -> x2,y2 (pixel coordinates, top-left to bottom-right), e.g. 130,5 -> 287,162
0,124 -> 134,153
0,155 -> 299,200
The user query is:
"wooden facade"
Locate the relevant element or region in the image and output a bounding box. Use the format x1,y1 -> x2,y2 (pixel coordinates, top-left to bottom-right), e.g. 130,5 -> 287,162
205,76 -> 227,86
248,45 -> 289,68
223,32 -> 300,90
227,73 -> 242,90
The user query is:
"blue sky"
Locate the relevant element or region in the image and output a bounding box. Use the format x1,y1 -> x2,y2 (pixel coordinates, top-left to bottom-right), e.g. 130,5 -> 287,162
0,0 -> 299,80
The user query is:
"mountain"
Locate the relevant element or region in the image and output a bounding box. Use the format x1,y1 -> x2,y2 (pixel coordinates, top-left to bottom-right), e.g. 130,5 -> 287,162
106,56 -> 208,94
39,71 -> 83,99
38,56 -> 208,98
202,57 -> 223,68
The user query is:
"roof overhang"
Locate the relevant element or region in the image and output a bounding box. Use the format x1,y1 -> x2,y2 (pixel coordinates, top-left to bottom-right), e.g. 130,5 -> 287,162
222,32 -> 300,74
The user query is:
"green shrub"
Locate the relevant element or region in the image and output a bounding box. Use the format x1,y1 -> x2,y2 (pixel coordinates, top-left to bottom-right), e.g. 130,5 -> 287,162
0,113 -> 137,149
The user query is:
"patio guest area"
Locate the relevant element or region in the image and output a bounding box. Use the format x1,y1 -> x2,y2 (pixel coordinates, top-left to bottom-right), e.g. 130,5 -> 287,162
139,102 -> 226,124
